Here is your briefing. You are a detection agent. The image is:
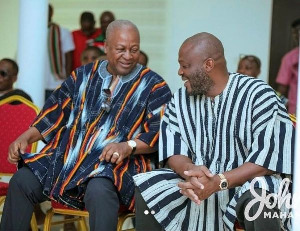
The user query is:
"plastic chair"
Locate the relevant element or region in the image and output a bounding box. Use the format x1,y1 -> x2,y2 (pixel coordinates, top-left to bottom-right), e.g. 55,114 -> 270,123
0,95 -> 39,231
43,201 -> 135,231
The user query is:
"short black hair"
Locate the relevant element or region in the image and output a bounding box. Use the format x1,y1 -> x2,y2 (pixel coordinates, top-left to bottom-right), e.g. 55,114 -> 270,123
292,18 -> 300,28
82,46 -> 105,56
1,58 -> 19,75
240,55 -> 261,69
80,12 -> 95,22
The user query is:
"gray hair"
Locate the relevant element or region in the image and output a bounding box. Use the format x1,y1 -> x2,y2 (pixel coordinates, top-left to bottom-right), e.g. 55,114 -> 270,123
106,19 -> 140,42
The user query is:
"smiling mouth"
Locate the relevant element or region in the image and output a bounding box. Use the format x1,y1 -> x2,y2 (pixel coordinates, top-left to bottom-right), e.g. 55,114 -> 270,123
120,62 -> 131,68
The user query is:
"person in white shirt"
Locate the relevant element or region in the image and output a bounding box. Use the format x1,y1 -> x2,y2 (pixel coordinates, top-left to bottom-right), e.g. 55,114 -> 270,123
45,4 -> 74,101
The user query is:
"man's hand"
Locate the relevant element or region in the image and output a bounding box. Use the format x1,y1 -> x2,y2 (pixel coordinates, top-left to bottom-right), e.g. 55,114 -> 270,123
100,142 -> 132,164
177,166 -> 218,204
7,127 -> 43,164
8,137 -> 29,164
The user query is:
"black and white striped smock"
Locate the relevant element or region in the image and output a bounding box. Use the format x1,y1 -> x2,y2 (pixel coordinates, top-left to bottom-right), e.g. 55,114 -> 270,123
134,73 -> 294,231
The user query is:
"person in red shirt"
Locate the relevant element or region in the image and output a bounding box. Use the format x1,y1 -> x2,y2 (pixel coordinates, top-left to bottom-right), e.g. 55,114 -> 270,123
91,11 -> 115,51
72,12 -> 101,70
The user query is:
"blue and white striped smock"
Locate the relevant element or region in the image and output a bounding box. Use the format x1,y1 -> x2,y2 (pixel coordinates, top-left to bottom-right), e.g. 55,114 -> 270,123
134,73 -> 295,231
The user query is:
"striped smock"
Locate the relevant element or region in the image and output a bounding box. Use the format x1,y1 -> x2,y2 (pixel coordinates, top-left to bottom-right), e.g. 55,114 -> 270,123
21,60 -> 172,210
134,73 -> 294,231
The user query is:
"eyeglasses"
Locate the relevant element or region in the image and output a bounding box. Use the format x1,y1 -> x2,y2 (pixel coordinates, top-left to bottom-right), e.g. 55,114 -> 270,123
101,89 -> 112,113
0,70 -> 10,79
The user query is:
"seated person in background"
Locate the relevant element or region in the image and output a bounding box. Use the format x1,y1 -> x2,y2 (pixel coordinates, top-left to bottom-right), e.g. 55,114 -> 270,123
81,46 -> 106,65
0,58 -> 32,103
134,32 -> 294,231
237,55 -> 261,78
0,19 -> 172,231
138,50 -> 148,66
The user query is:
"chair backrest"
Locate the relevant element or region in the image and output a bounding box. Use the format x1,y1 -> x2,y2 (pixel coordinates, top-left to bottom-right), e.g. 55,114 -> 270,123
0,95 -> 39,174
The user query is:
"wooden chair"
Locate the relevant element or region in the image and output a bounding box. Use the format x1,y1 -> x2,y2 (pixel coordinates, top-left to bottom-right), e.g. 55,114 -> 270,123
43,201 -> 135,231
289,113 -> 296,126
0,95 -> 40,231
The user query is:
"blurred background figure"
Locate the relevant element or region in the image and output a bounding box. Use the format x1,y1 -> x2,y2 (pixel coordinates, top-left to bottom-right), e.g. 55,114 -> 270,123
237,55 -> 261,78
81,46 -> 106,65
0,58 -> 31,102
276,18 -> 300,115
138,50 -> 148,66
45,4 -> 74,101
72,12 -> 101,70
91,11 -> 115,51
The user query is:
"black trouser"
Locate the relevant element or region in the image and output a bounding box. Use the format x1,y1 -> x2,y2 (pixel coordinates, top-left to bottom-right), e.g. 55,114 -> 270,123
0,167 -> 120,231
135,187 -> 281,231
135,188 -> 163,231
235,189 -> 281,231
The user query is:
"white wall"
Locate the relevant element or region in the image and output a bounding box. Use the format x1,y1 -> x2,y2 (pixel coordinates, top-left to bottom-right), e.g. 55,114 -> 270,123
0,0 -> 19,60
165,0 -> 273,92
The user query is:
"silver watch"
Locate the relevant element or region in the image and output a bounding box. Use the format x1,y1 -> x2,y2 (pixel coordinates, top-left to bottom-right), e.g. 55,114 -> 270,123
127,140 -> 136,154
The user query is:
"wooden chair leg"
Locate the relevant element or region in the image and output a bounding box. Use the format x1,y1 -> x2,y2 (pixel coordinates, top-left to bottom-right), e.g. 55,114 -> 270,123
78,216 -> 88,231
30,212 -> 39,231
43,208 -> 54,231
117,212 -> 135,231
0,196 -> 5,206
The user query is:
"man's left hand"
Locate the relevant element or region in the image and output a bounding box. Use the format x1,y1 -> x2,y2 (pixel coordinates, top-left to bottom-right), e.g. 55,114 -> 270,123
100,142 -> 131,164
178,170 -> 219,204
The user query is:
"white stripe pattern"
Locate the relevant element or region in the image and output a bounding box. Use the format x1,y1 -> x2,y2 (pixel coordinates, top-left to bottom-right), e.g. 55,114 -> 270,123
134,73 -> 294,231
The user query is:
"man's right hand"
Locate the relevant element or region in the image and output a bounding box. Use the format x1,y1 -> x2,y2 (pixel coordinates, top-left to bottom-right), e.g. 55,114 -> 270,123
8,136 -> 29,164
7,127 -> 43,164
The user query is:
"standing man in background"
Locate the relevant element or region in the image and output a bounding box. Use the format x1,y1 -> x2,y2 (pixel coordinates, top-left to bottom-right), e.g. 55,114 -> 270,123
89,11 -> 115,51
72,12 -> 101,70
276,18 -> 300,115
45,4 -> 74,101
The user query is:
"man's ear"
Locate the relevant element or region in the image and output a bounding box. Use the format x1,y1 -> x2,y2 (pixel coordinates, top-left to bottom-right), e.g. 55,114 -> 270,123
12,75 -> 17,83
204,58 -> 214,72
104,42 -> 107,54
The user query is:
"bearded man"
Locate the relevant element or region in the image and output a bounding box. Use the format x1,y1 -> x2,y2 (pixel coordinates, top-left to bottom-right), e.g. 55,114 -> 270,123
134,32 -> 294,231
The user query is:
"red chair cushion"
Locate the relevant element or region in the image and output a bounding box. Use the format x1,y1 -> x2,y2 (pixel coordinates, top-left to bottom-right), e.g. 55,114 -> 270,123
0,103 -> 36,173
0,182 -> 9,196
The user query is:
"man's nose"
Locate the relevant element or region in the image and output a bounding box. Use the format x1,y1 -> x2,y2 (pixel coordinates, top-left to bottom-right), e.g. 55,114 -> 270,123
123,50 -> 132,59
178,67 -> 183,76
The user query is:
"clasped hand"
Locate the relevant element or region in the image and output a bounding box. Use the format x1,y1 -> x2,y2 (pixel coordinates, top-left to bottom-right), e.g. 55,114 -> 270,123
177,165 -> 219,205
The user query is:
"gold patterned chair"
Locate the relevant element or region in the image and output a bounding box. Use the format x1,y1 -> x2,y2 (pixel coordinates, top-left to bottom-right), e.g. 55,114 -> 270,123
0,95 -> 40,231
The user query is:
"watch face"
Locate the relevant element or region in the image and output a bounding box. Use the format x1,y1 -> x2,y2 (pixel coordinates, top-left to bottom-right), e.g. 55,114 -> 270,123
221,181 -> 227,188
128,140 -> 136,148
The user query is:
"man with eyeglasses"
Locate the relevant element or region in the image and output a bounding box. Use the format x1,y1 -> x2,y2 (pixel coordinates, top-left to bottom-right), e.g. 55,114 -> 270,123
0,20 -> 172,231
0,58 -> 32,103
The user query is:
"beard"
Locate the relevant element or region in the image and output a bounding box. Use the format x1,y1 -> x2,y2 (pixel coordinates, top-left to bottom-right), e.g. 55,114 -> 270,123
188,68 -> 214,96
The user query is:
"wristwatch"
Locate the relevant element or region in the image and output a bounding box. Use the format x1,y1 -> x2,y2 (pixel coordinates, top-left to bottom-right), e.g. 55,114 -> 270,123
127,140 -> 137,154
218,173 -> 228,190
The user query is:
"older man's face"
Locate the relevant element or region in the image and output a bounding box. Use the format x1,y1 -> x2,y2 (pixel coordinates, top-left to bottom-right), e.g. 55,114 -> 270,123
105,27 -> 140,77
